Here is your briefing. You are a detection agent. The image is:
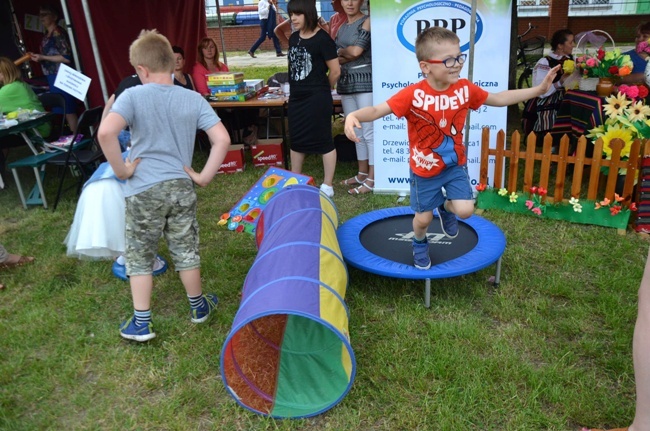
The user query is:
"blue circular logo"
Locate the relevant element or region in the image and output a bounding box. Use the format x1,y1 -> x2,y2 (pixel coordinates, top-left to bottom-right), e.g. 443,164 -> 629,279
396,0 -> 483,53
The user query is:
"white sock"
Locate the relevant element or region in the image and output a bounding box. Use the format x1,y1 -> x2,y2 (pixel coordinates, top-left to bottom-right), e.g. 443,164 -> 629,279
116,255 -> 126,265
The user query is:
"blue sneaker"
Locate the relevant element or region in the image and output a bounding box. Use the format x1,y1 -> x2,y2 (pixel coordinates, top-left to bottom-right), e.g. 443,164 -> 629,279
119,316 -> 156,342
412,238 -> 431,270
191,293 -> 218,323
437,204 -> 458,239
112,255 -> 168,281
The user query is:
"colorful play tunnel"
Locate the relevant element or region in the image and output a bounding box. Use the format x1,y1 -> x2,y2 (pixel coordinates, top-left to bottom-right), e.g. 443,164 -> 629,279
221,185 -> 355,418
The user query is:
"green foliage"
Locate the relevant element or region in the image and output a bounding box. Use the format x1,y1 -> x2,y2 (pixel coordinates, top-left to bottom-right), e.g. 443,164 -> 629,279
0,64 -> 647,430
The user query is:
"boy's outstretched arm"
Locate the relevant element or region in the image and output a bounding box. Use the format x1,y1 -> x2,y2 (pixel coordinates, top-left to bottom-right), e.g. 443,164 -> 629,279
184,121 -> 231,187
485,65 -> 561,107
98,112 -> 140,180
344,102 -> 392,142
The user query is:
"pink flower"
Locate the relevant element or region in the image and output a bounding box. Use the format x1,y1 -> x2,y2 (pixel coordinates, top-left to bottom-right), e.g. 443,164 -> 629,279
586,57 -> 597,67
637,41 -> 650,54
627,86 -> 640,99
532,207 -> 542,215
525,200 -> 534,209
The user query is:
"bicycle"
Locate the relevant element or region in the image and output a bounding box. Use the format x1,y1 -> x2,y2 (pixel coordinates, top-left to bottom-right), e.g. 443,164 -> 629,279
516,23 -> 546,89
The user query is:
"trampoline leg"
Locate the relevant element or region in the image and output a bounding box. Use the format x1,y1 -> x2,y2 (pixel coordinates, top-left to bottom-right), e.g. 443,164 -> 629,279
494,257 -> 502,286
424,278 -> 431,308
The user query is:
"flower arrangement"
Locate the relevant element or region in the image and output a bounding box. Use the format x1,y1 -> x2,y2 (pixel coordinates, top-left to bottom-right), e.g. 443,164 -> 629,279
587,92 -> 650,164
618,84 -> 650,100
475,184 -> 634,229
575,47 -> 633,79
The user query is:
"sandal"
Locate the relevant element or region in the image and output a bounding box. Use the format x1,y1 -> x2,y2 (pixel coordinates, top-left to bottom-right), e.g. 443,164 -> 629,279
0,255 -> 35,270
348,178 -> 374,195
340,172 -> 368,186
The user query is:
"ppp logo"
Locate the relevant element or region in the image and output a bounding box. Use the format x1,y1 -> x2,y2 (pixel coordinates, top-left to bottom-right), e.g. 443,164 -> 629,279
396,0 -> 483,54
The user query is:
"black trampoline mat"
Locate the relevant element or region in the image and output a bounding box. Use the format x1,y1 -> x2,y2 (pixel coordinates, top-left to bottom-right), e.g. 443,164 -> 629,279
359,214 -> 478,266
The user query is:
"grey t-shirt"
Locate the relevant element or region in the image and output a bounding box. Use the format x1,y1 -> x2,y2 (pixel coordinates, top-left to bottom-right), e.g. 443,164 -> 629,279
111,83 -> 220,197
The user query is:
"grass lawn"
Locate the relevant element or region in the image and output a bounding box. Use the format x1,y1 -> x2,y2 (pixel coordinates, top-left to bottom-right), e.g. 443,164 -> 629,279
0,64 -> 648,430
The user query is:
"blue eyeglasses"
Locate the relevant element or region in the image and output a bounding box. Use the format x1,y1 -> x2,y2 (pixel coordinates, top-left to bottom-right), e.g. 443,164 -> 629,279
422,54 -> 467,68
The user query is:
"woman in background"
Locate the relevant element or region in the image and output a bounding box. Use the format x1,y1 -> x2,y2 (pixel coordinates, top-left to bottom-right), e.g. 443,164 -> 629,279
29,4 -> 78,132
0,57 -> 50,175
191,37 -> 229,96
172,46 -> 195,91
522,29 -> 577,142
336,0 -> 373,194
191,38 -> 257,144
287,0 -> 340,198
621,21 -> 650,85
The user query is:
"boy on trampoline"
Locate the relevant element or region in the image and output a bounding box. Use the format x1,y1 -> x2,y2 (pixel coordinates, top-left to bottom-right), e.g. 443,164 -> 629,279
98,30 -> 231,341
344,26 -> 558,269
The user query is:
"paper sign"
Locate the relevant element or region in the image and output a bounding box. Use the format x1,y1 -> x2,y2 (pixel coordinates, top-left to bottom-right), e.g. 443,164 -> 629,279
53,63 -> 91,102
24,14 -> 44,33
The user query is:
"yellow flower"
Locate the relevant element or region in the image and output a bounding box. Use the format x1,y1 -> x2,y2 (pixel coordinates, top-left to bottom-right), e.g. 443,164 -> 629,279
625,101 -> 650,122
601,124 -> 634,158
562,59 -> 575,74
509,192 -> 518,203
586,124 -> 606,140
498,188 -> 508,196
603,92 -> 632,119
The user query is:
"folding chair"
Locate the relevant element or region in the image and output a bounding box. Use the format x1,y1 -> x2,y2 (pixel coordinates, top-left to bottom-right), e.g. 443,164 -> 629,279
38,92 -> 66,141
46,106 -> 105,210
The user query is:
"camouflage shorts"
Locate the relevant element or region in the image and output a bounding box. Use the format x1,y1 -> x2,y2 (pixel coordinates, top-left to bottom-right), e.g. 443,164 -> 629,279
125,179 -> 200,276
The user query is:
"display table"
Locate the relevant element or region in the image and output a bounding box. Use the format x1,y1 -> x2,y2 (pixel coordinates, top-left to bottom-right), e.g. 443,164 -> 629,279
210,94 -> 289,169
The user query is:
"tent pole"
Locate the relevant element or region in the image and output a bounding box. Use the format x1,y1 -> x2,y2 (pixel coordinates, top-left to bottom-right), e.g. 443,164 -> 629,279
59,0 -> 89,108
80,0 -> 109,103
215,1 -> 227,65
462,0 -> 478,148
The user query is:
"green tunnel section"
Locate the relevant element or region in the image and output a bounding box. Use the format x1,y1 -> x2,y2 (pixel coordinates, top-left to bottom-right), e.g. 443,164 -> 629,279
272,315 -> 351,417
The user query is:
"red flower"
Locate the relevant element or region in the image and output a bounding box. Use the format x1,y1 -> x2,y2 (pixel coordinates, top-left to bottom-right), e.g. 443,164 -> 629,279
597,46 -> 605,60
529,186 -> 538,195
630,202 -> 638,211
476,183 -> 487,191
610,206 -> 621,216
639,86 -> 649,99
538,187 -> 548,196
608,65 -> 619,75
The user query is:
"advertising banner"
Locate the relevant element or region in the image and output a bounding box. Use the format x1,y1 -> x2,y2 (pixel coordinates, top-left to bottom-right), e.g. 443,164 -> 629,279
370,0 -> 513,193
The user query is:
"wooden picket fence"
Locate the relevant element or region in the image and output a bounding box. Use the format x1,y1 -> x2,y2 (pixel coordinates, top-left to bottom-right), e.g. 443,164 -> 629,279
478,129 -> 649,205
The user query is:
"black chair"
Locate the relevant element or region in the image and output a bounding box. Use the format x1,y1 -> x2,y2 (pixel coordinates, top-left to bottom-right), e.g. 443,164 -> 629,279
38,92 -> 66,141
46,106 -> 105,210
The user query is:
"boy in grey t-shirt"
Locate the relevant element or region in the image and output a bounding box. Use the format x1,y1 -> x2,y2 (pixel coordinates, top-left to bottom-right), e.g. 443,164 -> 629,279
98,30 -> 231,342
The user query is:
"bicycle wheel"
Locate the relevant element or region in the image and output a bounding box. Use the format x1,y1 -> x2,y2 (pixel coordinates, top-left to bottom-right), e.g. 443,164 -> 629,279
518,68 -> 532,89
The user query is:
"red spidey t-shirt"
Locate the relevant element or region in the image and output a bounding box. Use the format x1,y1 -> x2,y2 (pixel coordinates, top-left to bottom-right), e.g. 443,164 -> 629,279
387,79 -> 488,178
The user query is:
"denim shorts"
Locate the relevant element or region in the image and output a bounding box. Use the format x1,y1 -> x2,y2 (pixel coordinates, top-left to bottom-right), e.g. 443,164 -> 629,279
410,165 -> 473,213
125,179 -> 200,276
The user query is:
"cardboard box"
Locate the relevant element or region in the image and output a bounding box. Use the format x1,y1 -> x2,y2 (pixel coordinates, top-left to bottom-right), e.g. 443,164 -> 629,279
251,139 -> 284,167
207,72 -> 244,85
217,144 -> 245,174
208,82 -> 246,95
244,79 -> 264,92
